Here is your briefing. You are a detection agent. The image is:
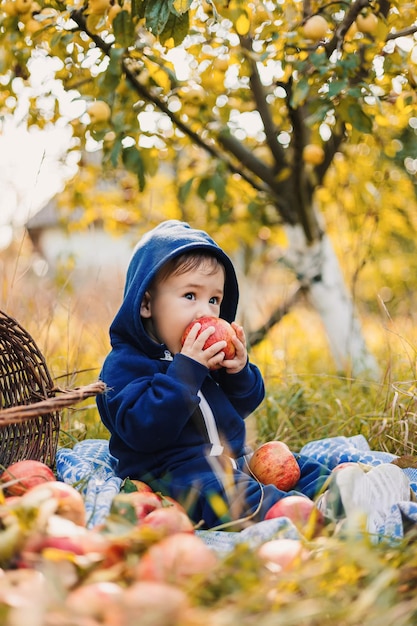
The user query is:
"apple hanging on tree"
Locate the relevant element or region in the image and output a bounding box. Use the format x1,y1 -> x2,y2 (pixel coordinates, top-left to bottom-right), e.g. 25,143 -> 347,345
249,441 -> 301,491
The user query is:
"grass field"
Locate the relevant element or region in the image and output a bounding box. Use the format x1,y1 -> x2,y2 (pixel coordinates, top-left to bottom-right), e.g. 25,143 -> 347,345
2,240 -> 417,625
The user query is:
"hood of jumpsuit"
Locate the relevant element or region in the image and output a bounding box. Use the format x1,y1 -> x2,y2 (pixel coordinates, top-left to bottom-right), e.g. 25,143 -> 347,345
109,220 -> 240,358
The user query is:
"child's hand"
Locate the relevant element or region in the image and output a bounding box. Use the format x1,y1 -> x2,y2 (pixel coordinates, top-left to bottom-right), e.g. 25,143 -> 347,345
221,322 -> 248,374
180,322 -> 228,371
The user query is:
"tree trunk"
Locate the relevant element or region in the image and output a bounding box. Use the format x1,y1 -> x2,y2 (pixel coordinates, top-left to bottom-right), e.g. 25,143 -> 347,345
283,224 -> 380,379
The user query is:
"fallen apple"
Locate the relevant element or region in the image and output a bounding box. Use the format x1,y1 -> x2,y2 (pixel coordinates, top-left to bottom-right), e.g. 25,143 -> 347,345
128,479 -> 154,493
159,494 -> 187,514
65,581 -> 124,623
264,495 -> 324,537
0,460 -> 55,496
332,462 -> 359,472
141,507 -> 194,537
111,490 -> 162,523
181,315 -> 236,368
257,538 -> 307,573
249,441 -> 301,491
135,532 -> 218,585
26,481 -> 86,526
122,581 -> 190,626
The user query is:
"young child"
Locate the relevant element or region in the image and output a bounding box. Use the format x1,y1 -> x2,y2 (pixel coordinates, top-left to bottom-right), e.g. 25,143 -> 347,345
97,220 -> 330,529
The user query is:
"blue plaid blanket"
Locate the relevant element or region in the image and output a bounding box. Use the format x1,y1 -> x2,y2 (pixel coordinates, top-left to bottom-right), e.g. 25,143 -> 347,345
56,435 -> 417,554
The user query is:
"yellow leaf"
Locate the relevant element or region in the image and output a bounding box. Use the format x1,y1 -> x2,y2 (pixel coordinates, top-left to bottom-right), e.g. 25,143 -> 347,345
173,0 -> 192,15
208,493 -> 230,519
235,13 -> 250,36
149,66 -> 170,92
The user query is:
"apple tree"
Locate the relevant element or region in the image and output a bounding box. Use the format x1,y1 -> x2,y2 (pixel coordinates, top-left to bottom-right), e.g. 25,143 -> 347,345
0,0 -> 416,376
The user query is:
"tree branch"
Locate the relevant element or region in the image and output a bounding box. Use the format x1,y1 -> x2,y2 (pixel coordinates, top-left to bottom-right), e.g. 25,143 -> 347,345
247,285 -> 307,347
217,131 -> 296,224
324,0 -> 370,58
69,9 -> 274,195
239,35 -> 288,171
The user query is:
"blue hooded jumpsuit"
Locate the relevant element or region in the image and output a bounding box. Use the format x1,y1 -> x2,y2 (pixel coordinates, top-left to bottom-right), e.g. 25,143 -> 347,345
97,220 -> 330,528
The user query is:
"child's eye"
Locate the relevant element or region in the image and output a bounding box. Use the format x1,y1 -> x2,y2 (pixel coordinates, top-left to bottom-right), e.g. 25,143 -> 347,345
209,296 -> 220,305
184,293 -> 195,300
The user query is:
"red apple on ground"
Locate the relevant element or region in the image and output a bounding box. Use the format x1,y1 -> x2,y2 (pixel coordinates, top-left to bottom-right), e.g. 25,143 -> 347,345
65,581 -> 124,623
26,481 -> 86,526
0,460 -> 55,496
111,491 -> 163,523
141,507 -> 194,537
122,581 -> 190,625
135,532 -> 218,585
332,462 -> 359,472
129,479 -> 154,493
257,538 -> 307,573
181,316 -> 236,368
159,494 -> 187,514
249,441 -> 301,491
265,495 -> 324,537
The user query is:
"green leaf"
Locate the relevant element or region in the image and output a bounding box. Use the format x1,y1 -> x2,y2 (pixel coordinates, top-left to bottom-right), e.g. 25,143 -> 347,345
211,172 -> 226,203
121,478 -> 139,493
304,104 -> 329,127
290,77 -> 310,108
109,138 -> 122,168
110,498 -> 137,525
179,177 -> 194,203
99,48 -> 123,94
197,177 -> 212,200
347,103 -> 373,134
159,10 -> 189,45
131,0 -> 145,18
145,0 -> 171,35
122,145 -> 146,191
113,9 -> 135,47
328,79 -> 348,99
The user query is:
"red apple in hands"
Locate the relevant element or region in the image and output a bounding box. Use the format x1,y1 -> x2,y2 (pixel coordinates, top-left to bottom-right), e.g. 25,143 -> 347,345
181,316 -> 236,369
265,495 -> 324,537
249,441 -> 301,491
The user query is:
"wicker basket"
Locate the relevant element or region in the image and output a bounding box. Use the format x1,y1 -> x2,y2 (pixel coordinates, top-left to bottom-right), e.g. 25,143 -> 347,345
0,310 -> 105,469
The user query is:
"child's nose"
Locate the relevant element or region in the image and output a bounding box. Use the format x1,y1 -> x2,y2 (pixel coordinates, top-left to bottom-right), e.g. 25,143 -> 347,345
196,303 -> 214,318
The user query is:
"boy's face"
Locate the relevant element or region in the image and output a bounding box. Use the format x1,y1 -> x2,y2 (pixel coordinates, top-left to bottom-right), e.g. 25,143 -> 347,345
140,260 -> 225,355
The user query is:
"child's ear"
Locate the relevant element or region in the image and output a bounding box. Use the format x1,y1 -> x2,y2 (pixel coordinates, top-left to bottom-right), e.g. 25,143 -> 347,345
140,291 -> 152,318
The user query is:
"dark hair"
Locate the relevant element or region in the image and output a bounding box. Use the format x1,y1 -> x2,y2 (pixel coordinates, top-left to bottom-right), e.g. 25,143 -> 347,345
154,251 -> 225,286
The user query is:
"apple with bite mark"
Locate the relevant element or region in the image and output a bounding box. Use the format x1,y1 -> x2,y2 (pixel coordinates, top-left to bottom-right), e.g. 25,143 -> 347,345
265,495 -> 324,537
249,441 -> 301,491
181,316 -> 236,369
